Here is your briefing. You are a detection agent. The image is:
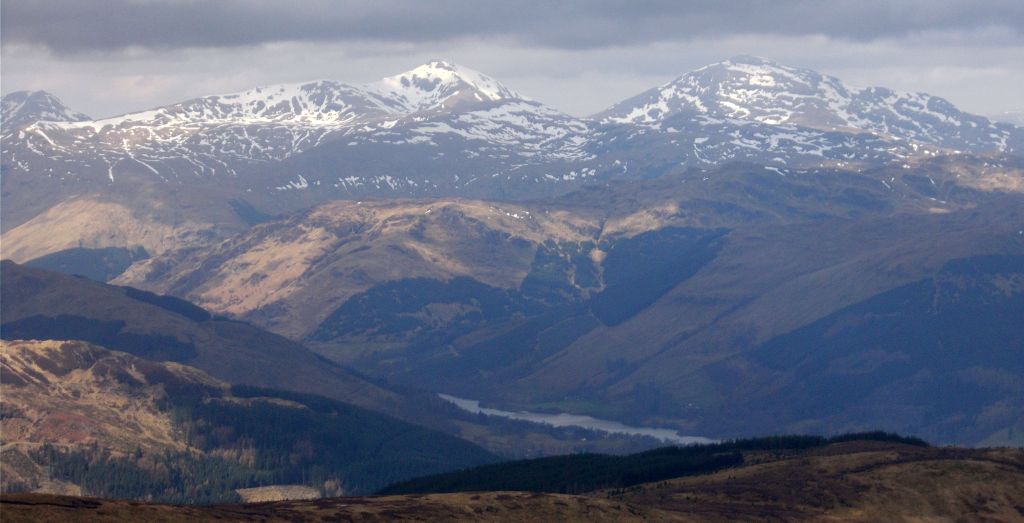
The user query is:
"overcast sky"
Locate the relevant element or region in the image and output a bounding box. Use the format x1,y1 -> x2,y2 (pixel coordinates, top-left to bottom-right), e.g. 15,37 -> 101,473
2,0 -> 1022,119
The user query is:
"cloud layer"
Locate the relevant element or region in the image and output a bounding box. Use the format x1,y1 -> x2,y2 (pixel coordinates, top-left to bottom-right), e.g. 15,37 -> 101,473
2,1 -> 1021,119
4,0 -> 1022,53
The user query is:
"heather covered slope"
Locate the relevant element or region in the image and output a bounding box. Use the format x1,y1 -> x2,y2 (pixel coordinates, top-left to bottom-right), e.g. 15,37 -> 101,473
616,440 -> 1024,521
1,340 -> 215,456
0,339 -> 497,500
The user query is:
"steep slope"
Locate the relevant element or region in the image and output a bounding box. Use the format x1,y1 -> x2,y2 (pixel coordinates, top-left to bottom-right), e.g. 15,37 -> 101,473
0,188 -> 255,260
0,339 -> 497,500
366,60 -> 522,112
587,56 -> 1022,181
1,340 -> 214,454
0,61 -> 593,261
4,60 -> 522,177
120,154 -> 1022,339
713,254 -> 1024,444
270,97 -> 594,201
501,199 -> 1024,445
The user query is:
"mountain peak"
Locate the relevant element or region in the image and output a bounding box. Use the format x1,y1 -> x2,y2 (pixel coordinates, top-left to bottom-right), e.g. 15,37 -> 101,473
599,56 -> 1014,153
601,55 -> 857,125
2,90 -> 90,129
697,55 -> 806,82
369,60 -> 522,113
413,59 -> 462,73
724,55 -> 776,66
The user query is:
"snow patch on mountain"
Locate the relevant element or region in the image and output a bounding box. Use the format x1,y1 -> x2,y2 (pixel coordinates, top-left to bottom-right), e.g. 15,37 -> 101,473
2,58 -> 1020,204
599,55 -> 1018,154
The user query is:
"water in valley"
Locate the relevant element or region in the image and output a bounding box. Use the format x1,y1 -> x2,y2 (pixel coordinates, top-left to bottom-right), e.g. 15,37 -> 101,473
439,394 -> 714,446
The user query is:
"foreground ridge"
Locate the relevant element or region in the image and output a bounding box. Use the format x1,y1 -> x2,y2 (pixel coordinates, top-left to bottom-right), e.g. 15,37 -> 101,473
3,439 -> 1022,522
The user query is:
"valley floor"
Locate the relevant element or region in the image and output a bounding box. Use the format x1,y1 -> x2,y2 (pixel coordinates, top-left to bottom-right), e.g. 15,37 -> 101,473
4,441 -> 1022,522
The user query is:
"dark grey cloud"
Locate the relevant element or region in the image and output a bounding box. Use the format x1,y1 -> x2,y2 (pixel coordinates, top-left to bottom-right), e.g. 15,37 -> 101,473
3,0 -> 1023,54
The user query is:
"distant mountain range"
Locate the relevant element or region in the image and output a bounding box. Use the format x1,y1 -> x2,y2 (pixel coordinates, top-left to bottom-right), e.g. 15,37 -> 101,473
105,154 -> 1024,446
2,57 -> 1023,450
2,57 -> 1021,259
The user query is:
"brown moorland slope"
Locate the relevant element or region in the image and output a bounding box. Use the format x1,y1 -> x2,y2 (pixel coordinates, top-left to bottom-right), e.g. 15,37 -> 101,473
1,339 -> 216,453
3,441 -> 1022,522
0,339 -> 499,499
116,157 -> 1022,341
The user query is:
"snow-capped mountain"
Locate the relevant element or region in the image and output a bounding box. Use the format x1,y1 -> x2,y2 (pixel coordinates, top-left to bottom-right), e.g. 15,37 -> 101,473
12,61 -> 534,165
1,91 -> 90,128
368,60 -> 523,112
598,56 -> 1020,154
2,57 -> 1022,236
2,60 -> 590,194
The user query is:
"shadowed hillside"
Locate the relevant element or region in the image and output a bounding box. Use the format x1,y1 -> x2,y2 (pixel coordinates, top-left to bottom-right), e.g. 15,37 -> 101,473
0,261 -> 400,413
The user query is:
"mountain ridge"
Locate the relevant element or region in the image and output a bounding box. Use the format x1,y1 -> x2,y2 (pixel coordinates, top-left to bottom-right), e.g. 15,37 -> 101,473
4,57 -> 1021,262
597,55 -> 1019,152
